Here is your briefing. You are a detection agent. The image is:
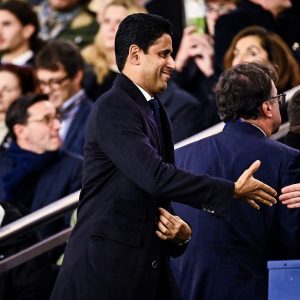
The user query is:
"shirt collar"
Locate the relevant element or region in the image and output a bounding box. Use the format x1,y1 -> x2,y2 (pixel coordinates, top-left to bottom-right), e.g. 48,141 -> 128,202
1,50 -> 34,66
133,83 -> 153,101
60,89 -> 84,111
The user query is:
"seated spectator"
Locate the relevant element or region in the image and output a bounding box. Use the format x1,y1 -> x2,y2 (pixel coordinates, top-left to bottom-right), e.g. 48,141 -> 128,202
35,40 -> 93,155
0,64 -> 37,150
0,0 -> 44,66
214,0 -> 298,71
224,26 -> 300,93
281,89 -> 300,149
0,94 -> 83,238
0,201 -> 58,300
224,26 -> 300,122
36,0 -> 99,49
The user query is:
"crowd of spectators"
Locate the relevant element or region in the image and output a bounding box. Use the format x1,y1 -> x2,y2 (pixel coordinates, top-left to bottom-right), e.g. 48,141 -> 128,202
0,0 -> 299,299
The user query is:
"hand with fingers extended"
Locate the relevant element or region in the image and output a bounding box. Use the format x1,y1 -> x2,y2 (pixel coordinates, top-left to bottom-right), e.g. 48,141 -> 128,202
279,183 -> 300,208
234,160 -> 277,209
155,207 -> 192,245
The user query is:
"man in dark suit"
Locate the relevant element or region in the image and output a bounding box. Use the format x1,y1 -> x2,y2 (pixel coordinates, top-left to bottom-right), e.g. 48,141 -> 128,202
50,14 -> 277,300
0,94 -> 82,240
171,62 -> 300,300
35,40 -> 93,155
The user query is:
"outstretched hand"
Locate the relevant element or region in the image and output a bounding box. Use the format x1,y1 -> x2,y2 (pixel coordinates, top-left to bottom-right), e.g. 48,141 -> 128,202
234,160 -> 277,209
279,183 -> 300,208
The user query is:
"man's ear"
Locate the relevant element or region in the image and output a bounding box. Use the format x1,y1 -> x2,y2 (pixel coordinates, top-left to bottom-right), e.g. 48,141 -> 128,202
73,70 -> 84,87
22,24 -> 35,40
13,124 -> 27,141
261,101 -> 273,118
128,44 -> 141,65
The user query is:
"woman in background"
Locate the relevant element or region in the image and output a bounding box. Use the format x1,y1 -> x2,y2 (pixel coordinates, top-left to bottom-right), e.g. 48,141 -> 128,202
224,25 -> 300,93
82,0 -> 145,100
0,64 -> 37,148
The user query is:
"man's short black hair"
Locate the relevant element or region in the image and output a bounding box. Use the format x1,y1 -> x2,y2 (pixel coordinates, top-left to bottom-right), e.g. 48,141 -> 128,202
215,62 -> 278,121
6,94 -> 49,141
0,0 -> 44,52
35,40 -> 84,79
115,13 -> 173,72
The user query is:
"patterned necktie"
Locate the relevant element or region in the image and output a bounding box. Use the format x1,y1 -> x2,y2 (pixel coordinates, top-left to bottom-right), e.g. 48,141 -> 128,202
149,97 -> 166,158
149,97 -> 162,132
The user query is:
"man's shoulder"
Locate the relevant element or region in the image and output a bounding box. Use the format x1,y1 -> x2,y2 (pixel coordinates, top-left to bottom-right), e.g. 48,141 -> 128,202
43,151 -> 83,175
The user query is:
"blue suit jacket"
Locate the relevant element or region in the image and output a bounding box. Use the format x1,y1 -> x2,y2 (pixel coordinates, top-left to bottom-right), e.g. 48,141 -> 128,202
63,95 -> 93,155
171,121 -> 300,300
51,73 -> 234,300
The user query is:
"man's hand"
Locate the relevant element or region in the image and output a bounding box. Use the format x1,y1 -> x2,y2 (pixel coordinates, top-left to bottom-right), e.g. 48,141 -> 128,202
234,160 -> 277,209
279,183 -> 300,208
155,207 -> 192,245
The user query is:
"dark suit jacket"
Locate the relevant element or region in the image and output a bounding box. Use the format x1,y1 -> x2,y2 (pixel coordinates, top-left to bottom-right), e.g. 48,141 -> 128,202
171,121 -> 300,300
50,73 -> 234,300
0,150 -> 83,237
63,95 -> 93,155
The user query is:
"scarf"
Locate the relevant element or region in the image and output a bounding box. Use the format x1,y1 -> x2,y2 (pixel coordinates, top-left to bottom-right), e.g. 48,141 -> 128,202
2,142 -> 59,212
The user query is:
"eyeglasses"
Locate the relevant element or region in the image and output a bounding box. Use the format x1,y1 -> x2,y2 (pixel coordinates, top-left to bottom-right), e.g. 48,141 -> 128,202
37,75 -> 69,90
27,113 -> 60,126
270,93 -> 286,105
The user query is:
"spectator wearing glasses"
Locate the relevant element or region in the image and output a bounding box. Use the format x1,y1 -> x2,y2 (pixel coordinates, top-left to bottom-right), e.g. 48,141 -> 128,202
171,62 -> 300,300
0,94 -> 82,239
35,40 -> 93,155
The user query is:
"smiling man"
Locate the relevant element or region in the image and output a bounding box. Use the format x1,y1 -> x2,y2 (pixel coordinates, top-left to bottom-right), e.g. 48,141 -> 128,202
35,40 -> 93,155
51,14 -> 277,300
0,94 -> 82,239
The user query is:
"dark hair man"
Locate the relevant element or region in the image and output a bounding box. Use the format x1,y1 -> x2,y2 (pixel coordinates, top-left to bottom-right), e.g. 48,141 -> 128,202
35,40 -> 93,155
0,94 -> 82,237
172,62 -> 300,300
51,14 -> 276,300
0,0 -> 44,66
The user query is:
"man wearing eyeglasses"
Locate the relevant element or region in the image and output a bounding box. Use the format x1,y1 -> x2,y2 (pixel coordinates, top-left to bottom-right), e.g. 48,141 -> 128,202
35,40 -> 93,155
0,94 -> 82,245
171,62 -> 300,300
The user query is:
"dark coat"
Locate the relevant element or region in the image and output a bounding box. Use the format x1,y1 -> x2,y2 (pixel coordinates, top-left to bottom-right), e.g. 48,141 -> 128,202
171,121 -> 300,300
0,149 -> 82,237
50,73 -> 234,300
63,95 -> 93,155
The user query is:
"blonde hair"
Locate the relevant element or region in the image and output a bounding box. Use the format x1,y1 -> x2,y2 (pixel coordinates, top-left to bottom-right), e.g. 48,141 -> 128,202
82,0 -> 146,84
